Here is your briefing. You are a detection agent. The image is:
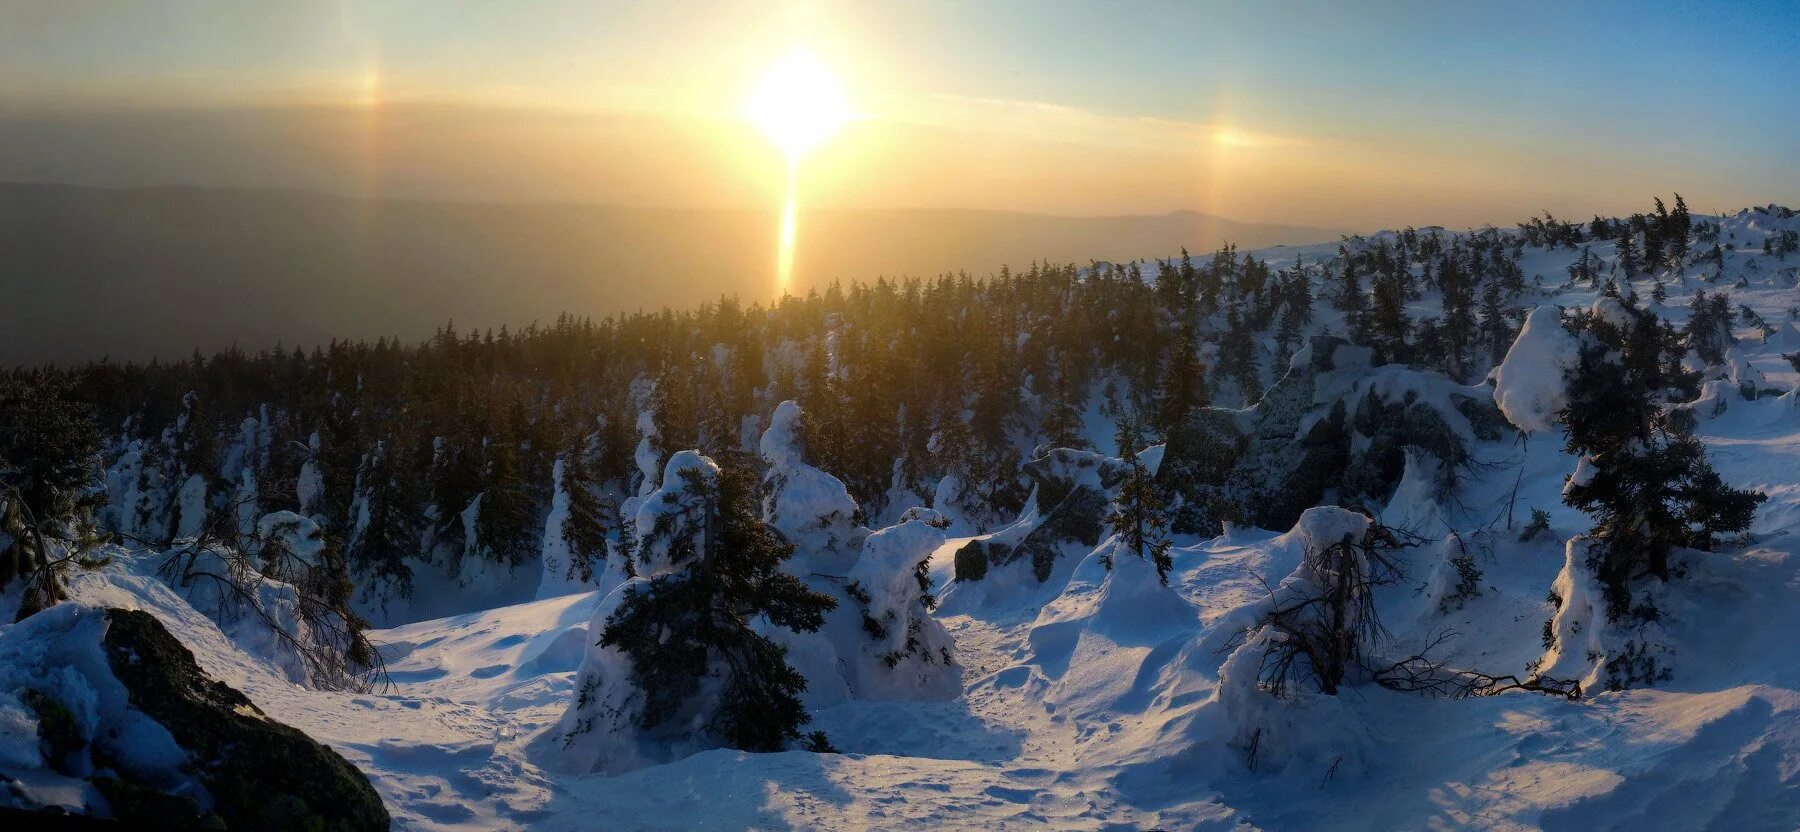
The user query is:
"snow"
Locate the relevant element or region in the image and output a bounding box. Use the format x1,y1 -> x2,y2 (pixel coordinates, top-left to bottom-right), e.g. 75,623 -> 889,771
840,520 -> 962,700
0,604 -> 197,816
1494,305 -> 1578,433
13,211 -> 1800,828
759,401 -> 862,563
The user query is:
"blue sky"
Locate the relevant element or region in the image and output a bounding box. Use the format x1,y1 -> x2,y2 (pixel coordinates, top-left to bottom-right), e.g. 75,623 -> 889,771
2,0 -> 1795,227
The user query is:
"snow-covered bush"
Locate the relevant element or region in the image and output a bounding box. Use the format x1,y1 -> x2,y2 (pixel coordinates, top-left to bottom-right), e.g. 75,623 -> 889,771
1534,536 -> 1673,694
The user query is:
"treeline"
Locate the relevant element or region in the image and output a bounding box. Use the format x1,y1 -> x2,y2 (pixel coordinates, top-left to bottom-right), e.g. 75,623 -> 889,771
2,195 -> 1733,600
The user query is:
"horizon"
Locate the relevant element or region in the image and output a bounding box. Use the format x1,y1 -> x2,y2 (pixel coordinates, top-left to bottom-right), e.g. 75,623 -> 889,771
6,2 -> 1797,235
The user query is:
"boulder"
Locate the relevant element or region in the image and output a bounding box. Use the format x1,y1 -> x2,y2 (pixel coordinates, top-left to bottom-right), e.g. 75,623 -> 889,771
99,609 -> 389,832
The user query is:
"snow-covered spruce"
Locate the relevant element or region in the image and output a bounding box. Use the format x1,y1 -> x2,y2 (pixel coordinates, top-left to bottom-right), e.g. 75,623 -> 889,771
754,400 -> 961,703
550,451 -> 836,774
758,400 -> 863,568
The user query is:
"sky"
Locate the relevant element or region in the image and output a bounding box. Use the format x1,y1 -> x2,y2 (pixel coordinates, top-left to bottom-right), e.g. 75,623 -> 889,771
2,0 -> 1797,230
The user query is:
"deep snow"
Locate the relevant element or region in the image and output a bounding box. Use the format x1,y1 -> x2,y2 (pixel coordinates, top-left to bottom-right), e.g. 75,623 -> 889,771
8,206 -> 1800,829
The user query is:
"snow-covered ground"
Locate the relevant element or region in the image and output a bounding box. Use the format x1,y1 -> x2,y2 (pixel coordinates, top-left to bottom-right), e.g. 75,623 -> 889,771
9,206 -> 1800,829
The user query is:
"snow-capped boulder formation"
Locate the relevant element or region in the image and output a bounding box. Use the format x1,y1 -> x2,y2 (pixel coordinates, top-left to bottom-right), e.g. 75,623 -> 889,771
759,400 -> 863,567
1492,305 -> 1578,433
1157,335 -> 1506,535
955,448 -> 1121,584
0,606 -> 388,830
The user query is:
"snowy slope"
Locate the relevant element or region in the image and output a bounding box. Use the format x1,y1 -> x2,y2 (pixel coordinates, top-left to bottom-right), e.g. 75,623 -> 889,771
9,207 -> 1800,830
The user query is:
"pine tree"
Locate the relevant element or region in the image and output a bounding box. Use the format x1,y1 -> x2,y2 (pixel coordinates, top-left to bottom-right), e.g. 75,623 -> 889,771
472,405 -> 537,568
1272,258 -> 1312,370
560,431 -> 612,583
346,432 -> 424,588
1644,201 -> 1667,269
1616,229 -> 1641,279
1667,193 -> 1692,269
1219,301 -> 1263,404
0,373 -> 103,618
1041,352 -> 1089,451
1106,414 -> 1172,583
1560,306 -> 1765,618
600,452 -> 836,752
1334,265 -> 1365,316
1154,325 -> 1209,436
1438,257 -> 1476,380
1366,269 -> 1411,364
1685,289 -> 1733,365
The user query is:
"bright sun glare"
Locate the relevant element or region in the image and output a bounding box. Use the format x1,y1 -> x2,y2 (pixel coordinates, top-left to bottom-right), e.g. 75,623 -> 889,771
744,49 -> 851,162
744,48 -> 851,296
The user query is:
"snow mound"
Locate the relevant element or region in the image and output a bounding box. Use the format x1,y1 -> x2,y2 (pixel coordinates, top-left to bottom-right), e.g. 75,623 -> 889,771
1768,321 -> 1800,352
1018,538 -> 1198,720
1493,305 -> 1577,433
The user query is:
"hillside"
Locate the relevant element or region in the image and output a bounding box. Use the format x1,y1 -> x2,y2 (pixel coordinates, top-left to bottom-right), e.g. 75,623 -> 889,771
4,199 -> 1800,829
0,182 -> 1334,365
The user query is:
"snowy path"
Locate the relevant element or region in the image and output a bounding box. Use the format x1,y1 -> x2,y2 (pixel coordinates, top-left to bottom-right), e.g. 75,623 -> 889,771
219,499 -> 1800,831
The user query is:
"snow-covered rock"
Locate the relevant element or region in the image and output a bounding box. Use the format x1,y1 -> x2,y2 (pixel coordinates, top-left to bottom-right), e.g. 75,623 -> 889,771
1493,305 -> 1577,433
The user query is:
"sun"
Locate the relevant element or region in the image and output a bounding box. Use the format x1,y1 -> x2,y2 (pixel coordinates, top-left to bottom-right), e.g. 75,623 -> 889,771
744,48 -> 851,162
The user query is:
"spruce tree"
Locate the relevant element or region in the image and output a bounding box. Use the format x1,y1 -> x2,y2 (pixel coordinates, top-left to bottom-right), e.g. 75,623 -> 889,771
1438,257 -> 1476,380
600,453 -> 836,752
1106,414 -> 1172,583
1154,325 -> 1209,436
0,373 -> 103,618
1616,229 -> 1641,278
560,432 -> 612,583
1559,305 -> 1765,618
1366,269 -> 1411,364
1667,193 -> 1692,269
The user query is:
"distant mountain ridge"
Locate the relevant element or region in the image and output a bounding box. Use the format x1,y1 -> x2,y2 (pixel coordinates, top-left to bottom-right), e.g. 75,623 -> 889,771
0,182 -> 1339,365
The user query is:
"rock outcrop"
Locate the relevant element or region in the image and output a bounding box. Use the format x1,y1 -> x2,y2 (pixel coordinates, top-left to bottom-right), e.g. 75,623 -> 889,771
2,607 -> 389,831
1158,335 -> 1506,535
955,448 -> 1119,583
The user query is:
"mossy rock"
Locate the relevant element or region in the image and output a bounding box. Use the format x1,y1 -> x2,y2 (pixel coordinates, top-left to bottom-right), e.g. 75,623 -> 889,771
90,776 -> 224,830
100,609 -> 389,832
952,541 -> 991,582
22,689 -> 85,773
